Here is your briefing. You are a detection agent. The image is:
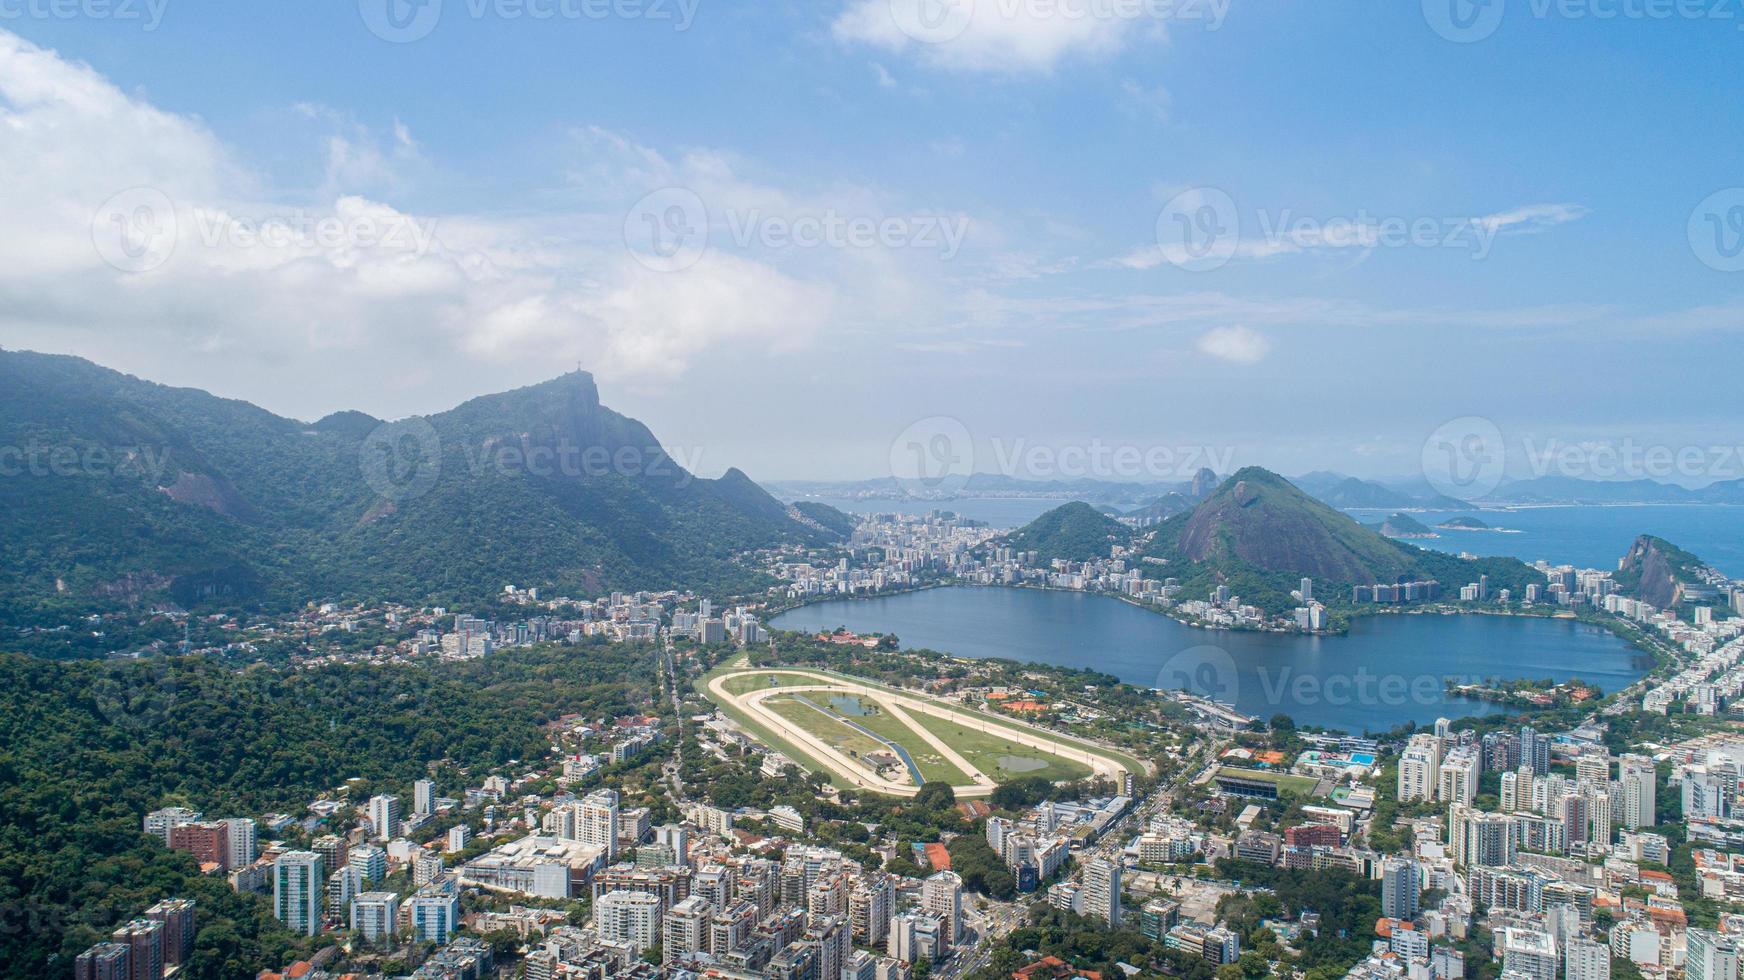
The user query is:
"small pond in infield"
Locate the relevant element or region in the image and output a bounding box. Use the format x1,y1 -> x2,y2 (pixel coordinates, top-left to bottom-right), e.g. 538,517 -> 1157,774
828,694 -> 873,716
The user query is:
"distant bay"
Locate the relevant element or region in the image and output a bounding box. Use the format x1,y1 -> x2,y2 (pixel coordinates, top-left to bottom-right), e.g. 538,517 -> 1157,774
799,495 -> 1744,577
1348,504 -> 1744,577
771,586 -> 1649,734
797,495 -> 1068,528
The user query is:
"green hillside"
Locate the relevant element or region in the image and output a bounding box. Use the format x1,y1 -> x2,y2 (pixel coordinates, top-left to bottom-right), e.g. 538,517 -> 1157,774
998,501 -> 1134,562
0,351 -> 841,623
1144,468 -> 1538,613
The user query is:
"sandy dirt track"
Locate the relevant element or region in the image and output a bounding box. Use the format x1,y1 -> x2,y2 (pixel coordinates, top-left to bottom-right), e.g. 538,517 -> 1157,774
706,668 -> 1137,798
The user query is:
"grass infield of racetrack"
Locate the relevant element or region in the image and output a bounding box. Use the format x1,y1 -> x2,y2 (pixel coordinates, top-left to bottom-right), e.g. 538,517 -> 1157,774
698,658 -> 1144,793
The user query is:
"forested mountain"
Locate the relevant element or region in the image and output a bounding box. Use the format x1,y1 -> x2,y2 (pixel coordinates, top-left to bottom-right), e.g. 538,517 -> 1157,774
1142,468 -> 1539,612
996,502 -> 1134,563
0,643 -> 659,978
0,351 -> 843,621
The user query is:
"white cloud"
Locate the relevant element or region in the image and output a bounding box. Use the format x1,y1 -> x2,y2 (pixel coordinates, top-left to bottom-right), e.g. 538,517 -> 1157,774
832,0 -> 1168,73
1195,325 -> 1270,364
1472,202 -> 1590,235
1120,79 -> 1171,121
0,28 -> 846,402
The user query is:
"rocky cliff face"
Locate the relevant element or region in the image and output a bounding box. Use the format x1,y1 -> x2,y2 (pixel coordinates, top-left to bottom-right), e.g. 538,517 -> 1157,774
1619,535 -> 1688,609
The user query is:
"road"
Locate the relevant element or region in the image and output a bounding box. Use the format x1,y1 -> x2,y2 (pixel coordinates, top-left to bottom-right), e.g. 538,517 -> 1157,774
658,631 -> 690,804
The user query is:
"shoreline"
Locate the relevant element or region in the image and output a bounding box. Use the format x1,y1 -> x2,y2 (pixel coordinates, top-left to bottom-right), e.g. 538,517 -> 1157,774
766,581 -> 1671,724
769,579 -> 1667,663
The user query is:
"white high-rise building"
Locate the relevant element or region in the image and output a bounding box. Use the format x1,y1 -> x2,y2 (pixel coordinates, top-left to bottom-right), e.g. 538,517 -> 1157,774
351,891 -> 399,943
1620,755 -> 1657,829
1500,772 -> 1521,812
1566,936 -> 1611,980
1449,805 -> 1514,868
1438,748 -> 1480,805
1686,770 -> 1730,820
1585,786 -> 1614,845
581,789 -> 621,861
144,807 -> 201,845
663,895 -> 711,963
328,864 -> 364,915
1082,857 -> 1122,928
923,871 -> 963,946
409,879 -> 460,943
1689,929 -> 1742,980
1381,858 -> 1421,921
888,913 -> 921,964
222,817 -> 258,869
852,876 -> 894,947
654,824 -> 690,866
986,816 -> 1011,855
1398,734 -> 1443,803
273,851 -> 325,936
597,889 -> 662,951
1575,753 -> 1612,786
1498,928 -> 1558,980
414,779 -> 435,817
367,794 -> 400,842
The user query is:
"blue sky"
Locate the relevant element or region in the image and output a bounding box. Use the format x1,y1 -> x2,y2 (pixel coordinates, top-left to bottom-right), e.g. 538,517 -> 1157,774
1,1 -> 1741,484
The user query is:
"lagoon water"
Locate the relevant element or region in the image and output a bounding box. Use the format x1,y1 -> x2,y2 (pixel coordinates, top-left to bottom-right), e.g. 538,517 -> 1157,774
770,586 -> 1650,734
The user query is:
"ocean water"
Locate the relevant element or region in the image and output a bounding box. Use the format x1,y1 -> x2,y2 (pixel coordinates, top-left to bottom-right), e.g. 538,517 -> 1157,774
770,586 -> 1649,734
1346,505 -> 1744,577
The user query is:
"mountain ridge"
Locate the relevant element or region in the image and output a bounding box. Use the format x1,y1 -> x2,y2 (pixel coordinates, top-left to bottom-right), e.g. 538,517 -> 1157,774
0,350 -> 842,621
